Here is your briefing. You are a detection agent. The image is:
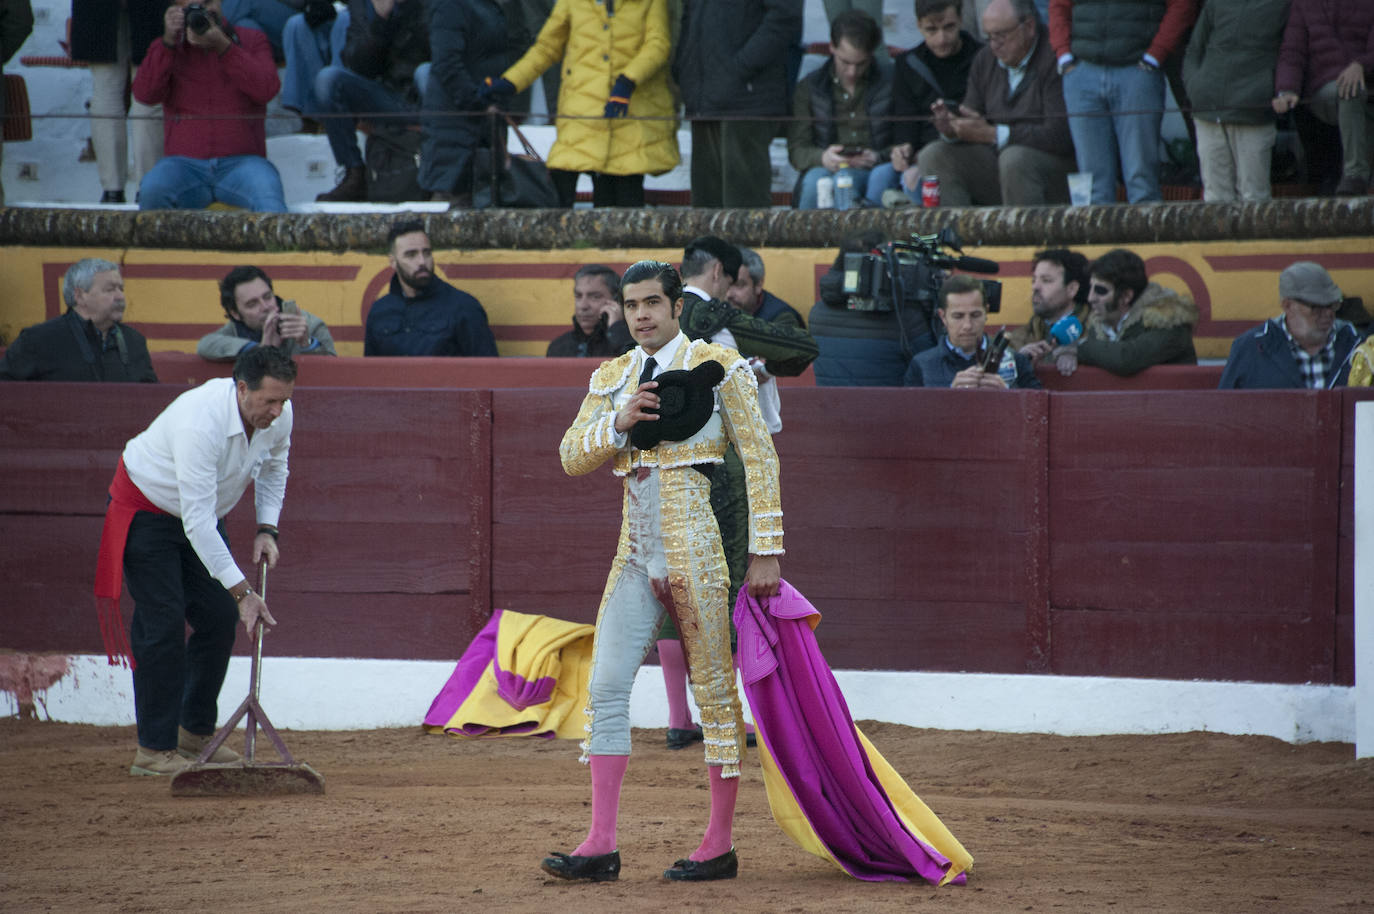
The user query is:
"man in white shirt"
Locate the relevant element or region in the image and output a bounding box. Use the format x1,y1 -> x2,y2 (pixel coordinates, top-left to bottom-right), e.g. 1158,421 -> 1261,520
94,346 -> 295,776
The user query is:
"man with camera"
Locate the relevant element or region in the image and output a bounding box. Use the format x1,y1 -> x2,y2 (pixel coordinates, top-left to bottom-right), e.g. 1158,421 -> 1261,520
905,274 -> 1040,388
198,266 -> 338,361
134,0 -> 287,212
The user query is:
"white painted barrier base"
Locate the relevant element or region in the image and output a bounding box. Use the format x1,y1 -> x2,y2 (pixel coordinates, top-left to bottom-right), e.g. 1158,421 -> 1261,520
3,655 -> 1355,745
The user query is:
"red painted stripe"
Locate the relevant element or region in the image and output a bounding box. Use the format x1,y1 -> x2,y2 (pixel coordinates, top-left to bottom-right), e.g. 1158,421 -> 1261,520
1204,253 -> 1374,271
121,264 -> 361,280
439,262 -> 638,280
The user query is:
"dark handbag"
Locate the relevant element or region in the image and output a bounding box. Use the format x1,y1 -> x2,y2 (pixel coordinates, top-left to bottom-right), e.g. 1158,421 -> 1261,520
364,124 -> 425,203
3,74 -> 32,143
472,116 -> 559,209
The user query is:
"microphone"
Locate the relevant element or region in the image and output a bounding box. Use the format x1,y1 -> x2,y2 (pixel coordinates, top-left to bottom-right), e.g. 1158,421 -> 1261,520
953,255 -> 1000,274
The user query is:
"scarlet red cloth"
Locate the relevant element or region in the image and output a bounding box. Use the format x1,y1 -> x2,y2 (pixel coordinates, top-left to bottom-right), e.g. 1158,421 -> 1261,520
94,459 -> 168,667
131,26 -> 280,160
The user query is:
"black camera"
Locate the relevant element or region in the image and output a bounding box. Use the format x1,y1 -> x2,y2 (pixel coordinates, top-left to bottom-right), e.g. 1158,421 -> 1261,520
184,3 -> 213,35
840,226 -> 1001,314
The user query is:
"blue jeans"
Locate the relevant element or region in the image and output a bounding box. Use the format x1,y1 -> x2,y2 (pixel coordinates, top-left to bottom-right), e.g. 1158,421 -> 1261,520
1062,60 -> 1164,203
865,162 -> 920,204
795,165 -> 874,209
281,8 -> 350,113
138,155 -> 287,212
314,64 -> 419,169
221,0 -> 297,54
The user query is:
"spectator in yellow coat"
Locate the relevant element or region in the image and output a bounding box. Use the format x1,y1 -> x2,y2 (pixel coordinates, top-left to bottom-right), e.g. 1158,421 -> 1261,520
481,0 -> 679,207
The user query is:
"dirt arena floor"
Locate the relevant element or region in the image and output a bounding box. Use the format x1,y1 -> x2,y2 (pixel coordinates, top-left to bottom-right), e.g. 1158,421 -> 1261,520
2,718 -> 1372,913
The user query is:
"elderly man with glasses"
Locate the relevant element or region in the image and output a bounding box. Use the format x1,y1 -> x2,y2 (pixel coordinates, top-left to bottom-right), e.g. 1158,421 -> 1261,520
1219,261 -> 1362,389
915,0 -> 1076,206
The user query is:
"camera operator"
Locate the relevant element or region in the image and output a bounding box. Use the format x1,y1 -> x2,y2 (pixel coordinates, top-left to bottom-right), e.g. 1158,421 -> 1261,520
905,274 -> 1040,389
809,230 -> 940,386
133,0 -> 287,212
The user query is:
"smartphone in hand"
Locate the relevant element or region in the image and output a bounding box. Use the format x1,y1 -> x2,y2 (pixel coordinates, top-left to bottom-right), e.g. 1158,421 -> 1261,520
279,298 -> 300,316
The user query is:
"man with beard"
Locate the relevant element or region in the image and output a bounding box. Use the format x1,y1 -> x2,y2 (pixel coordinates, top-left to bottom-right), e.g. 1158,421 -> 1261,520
1007,247 -> 1090,368
364,219 -> 499,357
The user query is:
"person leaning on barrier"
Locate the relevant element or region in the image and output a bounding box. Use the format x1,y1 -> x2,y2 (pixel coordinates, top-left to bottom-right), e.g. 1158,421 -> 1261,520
365,219 -> 499,357
916,0 -> 1076,207
1053,248 -> 1198,378
0,259 -> 158,383
785,8 -> 891,209
546,264 -> 634,358
1219,261 -> 1363,390
133,0 -> 288,212
1007,247 -> 1089,365
198,266 -> 337,361
905,273 -> 1040,388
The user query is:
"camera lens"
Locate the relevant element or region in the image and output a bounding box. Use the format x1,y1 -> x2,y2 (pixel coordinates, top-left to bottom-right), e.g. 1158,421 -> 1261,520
186,6 -> 211,34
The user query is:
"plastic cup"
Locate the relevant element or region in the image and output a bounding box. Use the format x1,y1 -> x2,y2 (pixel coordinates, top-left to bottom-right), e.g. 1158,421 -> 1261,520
1067,172 -> 1093,207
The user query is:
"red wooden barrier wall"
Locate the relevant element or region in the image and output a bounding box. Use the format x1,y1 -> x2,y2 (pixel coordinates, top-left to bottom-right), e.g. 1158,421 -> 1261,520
1,382 -> 1366,685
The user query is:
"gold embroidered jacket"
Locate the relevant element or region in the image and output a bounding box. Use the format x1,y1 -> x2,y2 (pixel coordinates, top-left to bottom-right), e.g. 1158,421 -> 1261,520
560,336 -> 784,556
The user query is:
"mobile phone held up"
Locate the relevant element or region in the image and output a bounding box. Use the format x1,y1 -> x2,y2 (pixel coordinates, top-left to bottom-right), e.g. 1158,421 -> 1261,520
980,329 -> 1009,373
278,297 -> 300,316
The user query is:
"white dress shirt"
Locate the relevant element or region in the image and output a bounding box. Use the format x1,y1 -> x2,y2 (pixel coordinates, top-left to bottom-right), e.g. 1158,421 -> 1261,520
122,378 -> 292,588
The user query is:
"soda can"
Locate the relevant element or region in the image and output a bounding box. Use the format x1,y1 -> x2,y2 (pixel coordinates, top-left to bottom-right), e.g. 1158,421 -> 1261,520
921,175 -> 940,207
816,175 -> 835,209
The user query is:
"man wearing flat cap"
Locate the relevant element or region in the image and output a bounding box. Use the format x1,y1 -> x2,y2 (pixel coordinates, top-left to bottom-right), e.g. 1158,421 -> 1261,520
1219,261 -> 1363,389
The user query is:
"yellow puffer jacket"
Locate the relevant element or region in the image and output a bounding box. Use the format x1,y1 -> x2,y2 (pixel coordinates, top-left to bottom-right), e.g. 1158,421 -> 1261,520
502,0 -> 679,176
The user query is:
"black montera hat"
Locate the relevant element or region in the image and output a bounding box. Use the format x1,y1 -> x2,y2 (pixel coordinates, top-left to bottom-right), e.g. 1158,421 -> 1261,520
630,360 -> 725,450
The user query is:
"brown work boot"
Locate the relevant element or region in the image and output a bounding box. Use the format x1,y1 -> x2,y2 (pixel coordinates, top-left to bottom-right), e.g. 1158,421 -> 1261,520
316,165 -> 367,202
130,746 -> 192,777
178,727 -> 243,763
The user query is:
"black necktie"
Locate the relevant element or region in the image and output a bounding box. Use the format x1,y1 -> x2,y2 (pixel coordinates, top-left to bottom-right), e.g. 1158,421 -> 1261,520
638,356 -> 657,385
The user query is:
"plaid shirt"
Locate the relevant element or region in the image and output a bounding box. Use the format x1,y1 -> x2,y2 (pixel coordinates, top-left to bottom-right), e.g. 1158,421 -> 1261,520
1280,316 -> 1338,389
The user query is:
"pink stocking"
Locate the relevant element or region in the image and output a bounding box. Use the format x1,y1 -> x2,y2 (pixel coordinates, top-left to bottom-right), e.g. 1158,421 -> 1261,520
573,754 -> 628,857
657,638 -> 693,729
692,764 -> 739,861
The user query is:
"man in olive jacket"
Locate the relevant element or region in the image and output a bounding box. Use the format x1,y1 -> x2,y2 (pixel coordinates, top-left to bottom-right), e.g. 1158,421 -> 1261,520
674,0 -> 802,208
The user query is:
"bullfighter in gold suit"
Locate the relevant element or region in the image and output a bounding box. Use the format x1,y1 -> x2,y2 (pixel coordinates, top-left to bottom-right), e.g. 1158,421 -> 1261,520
546,260 -> 784,884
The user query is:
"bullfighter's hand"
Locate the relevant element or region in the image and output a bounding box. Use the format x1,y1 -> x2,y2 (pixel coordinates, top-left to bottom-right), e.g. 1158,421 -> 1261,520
613,381 -> 659,434
745,555 -> 781,598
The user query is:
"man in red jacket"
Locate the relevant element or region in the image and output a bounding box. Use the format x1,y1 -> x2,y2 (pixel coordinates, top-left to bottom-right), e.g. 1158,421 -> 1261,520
1272,0 -> 1374,196
133,0 -> 287,212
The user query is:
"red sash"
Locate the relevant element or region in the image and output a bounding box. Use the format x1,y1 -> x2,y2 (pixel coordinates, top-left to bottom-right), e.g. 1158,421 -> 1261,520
94,458 -> 168,668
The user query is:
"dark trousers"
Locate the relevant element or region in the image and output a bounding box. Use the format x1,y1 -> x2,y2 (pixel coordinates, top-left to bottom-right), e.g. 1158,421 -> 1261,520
123,512 -> 238,751
689,119 -> 776,208
548,169 -> 645,208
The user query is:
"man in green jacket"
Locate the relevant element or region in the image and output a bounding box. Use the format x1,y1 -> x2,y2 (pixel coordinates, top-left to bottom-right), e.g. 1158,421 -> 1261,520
197,266 -> 337,361
1054,247 -> 1199,377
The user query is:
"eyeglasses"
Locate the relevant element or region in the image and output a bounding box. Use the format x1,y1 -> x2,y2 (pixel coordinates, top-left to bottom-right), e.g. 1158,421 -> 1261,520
1090,283 -> 1113,297
985,18 -> 1028,46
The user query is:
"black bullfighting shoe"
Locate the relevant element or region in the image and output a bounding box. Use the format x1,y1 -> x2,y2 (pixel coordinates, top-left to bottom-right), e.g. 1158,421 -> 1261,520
665,725 -> 704,750
540,850 -> 621,882
663,847 -> 738,881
